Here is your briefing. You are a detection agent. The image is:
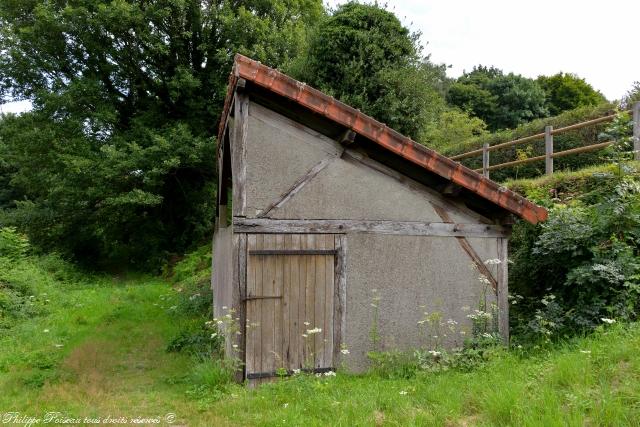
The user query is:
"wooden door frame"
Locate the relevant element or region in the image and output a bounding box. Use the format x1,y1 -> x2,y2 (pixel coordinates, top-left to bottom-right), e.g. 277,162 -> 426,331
239,232 -> 347,381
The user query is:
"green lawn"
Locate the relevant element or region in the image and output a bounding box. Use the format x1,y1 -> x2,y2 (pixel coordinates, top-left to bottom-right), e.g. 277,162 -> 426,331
1,256 -> 640,426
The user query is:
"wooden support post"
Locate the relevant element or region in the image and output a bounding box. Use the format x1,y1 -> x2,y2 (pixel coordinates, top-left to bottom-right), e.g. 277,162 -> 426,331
219,204 -> 228,228
497,237 -> 509,344
482,143 -> 490,178
545,125 -> 553,175
232,92 -> 249,217
633,102 -> 640,161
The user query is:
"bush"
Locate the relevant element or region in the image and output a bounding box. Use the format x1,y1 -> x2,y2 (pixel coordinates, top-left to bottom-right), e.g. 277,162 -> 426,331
164,245 -> 219,358
0,227 -> 29,260
509,170 -> 640,343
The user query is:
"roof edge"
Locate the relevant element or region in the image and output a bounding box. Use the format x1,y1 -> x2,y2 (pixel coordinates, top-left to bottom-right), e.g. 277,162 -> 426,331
218,54 -> 548,225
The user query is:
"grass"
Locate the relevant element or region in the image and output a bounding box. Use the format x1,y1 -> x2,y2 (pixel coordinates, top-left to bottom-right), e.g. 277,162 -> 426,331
1,254 -> 640,426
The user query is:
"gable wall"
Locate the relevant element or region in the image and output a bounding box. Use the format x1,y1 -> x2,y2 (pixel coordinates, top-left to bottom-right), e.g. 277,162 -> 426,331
234,100 -> 507,373
244,102 -> 486,224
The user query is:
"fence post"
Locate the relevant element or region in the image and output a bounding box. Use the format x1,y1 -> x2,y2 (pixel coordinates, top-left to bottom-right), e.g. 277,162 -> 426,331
482,143 -> 490,178
634,102 -> 640,161
545,125 -> 553,175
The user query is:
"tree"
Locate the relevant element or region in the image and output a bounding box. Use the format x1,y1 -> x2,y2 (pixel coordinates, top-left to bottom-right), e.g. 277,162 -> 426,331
292,2 -> 448,140
537,73 -> 607,116
447,66 -> 548,131
0,0 -> 322,268
419,108 -> 488,153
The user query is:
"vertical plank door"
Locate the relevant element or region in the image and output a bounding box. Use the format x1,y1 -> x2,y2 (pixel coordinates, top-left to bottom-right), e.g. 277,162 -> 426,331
245,234 -> 336,383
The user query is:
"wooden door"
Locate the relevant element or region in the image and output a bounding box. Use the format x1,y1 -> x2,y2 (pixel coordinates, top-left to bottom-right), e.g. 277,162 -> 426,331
245,234 -> 336,382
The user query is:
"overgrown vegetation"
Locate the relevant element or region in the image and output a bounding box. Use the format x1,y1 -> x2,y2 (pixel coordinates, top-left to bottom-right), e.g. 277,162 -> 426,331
507,159 -> 640,344
2,238 -> 640,425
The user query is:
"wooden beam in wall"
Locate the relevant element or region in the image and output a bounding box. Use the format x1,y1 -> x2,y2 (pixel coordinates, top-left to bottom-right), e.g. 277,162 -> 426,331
233,218 -> 509,238
232,92 -> 249,217
233,232 -> 247,382
432,205 -> 498,291
497,237 -> 509,344
342,149 -> 494,225
333,234 -> 347,367
257,156 -> 337,218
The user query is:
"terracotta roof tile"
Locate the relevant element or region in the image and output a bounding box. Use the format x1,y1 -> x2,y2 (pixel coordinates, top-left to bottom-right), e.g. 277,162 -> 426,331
218,54 -> 548,225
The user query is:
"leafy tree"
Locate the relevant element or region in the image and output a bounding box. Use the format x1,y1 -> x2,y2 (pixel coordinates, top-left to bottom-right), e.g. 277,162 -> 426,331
537,73 -> 607,116
0,0 -> 322,268
292,2 -> 448,140
420,108 -> 488,153
447,66 -> 548,131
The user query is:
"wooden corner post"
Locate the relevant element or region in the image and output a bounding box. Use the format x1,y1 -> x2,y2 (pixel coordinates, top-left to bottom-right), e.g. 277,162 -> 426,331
232,91 -> 249,217
496,237 -> 509,344
545,125 -> 553,175
633,102 -> 640,161
482,143 -> 490,178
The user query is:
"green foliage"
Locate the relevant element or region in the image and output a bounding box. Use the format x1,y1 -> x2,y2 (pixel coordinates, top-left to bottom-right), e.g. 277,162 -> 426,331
0,227 -> 29,260
292,2 -> 448,140
0,0 -> 322,268
447,65 -> 548,131
537,72 -> 607,116
446,103 -> 617,181
164,244 -> 219,358
186,359 -> 236,405
509,170 -> 640,342
419,108 -> 488,152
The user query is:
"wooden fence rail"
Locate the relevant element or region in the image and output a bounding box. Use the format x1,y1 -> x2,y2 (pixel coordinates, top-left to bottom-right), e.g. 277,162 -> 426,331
450,102 -> 640,179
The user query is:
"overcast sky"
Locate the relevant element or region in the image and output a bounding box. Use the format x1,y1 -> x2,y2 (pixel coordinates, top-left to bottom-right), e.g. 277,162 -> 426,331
1,1 -> 637,114
327,0 -> 639,101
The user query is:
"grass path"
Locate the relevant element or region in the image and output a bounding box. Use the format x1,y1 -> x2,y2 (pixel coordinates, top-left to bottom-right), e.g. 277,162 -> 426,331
2,259 -> 640,426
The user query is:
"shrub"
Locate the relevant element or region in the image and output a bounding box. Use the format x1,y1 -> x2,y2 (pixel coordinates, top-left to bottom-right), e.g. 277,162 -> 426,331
0,227 -> 30,260
509,172 -> 640,343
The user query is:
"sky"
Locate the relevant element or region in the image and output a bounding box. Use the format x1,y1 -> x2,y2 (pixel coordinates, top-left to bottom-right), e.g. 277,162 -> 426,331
327,0 -> 639,101
1,0 -> 637,114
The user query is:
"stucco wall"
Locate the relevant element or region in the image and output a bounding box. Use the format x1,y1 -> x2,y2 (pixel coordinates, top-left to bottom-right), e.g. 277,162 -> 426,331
340,233 -> 499,372
245,101 -> 484,224
212,226 -> 233,328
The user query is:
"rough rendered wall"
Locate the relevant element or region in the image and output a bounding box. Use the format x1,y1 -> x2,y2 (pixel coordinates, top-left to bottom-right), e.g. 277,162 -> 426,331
212,226 -> 233,328
245,103 -> 341,218
341,234 -> 499,372
244,102 -> 484,224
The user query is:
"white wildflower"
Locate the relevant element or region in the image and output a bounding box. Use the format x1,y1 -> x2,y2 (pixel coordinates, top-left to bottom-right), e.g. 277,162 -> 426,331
292,369 -> 301,375
210,333 -> 218,339
283,403 -> 289,408
324,371 -> 336,377
216,320 -> 223,325
482,332 -> 492,339
601,318 -> 616,324
399,391 -> 408,395
302,334 -> 308,338
428,350 -> 441,357
315,373 -> 322,378
303,321 -> 310,326
222,306 -> 228,310
306,327 -> 322,334
340,349 -> 350,355
484,259 -> 502,265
